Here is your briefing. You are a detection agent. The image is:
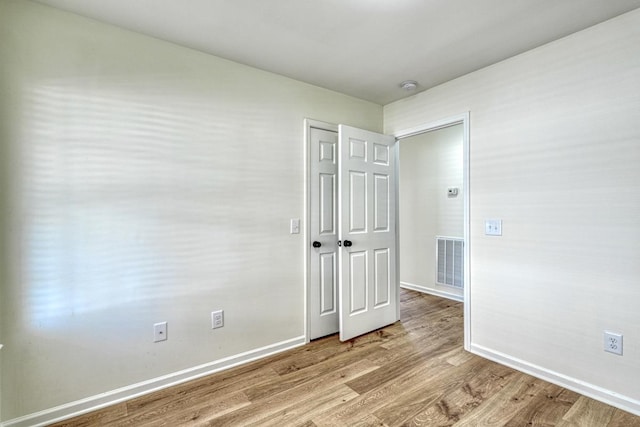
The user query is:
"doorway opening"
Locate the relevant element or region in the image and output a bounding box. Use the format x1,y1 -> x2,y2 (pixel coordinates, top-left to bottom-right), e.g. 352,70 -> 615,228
398,123 -> 465,301
394,113 -> 470,350
304,121 -> 398,342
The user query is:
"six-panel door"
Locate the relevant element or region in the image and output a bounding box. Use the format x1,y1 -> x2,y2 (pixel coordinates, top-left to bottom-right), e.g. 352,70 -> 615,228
309,127 -> 340,339
338,125 -> 398,342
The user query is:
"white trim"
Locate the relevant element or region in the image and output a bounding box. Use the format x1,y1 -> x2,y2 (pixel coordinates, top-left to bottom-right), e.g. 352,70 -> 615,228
400,281 -> 464,303
1,336 -> 306,427
393,112 -> 471,351
394,138 -> 401,321
469,343 -> 640,417
305,118 -> 338,133
394,113 -> 467,139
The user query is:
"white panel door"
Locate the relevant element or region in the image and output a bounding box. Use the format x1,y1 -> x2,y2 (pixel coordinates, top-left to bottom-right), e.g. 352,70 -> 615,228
338,125 -> 398,341
309,127 -> 339,339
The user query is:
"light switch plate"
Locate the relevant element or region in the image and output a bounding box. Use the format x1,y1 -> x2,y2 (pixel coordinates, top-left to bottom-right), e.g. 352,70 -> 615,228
290,218 -> 300,234
485,219 -> 502,236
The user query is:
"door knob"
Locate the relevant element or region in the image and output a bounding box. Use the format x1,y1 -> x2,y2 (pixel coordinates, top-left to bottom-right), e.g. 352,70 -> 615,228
343,240 -> 353,247
312,241 -> 322,248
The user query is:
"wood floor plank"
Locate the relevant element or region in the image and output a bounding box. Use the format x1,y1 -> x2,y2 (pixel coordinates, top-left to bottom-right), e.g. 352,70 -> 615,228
50,402 -> 128,427
349,333 -> 463,396
453,373 -> 555,426
245,385 -> 358,427
556,396 -> 616,427
379,305 -> 462,354
376,356 -> 516,426
124,365 -> 277,418
268,328 -> 392,377
348,414 -> 390,427
607,408 -> 640,427
372,356 -> 490,426
312,353 -> 467,426
446,348 -> 475,367
346,351 -> 436,395
242,341 -> 383,402
357,306 -> 464,389
132,391 -> 250,427
503,387 -> 579,427
210,359 -> 378,426
269,345 -> 347,376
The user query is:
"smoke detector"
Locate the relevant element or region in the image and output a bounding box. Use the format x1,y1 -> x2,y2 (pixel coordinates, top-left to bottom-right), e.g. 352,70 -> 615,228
400,80 -> 418,91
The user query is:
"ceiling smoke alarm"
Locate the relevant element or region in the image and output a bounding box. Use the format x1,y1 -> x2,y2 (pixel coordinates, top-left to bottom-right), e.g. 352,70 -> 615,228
400,80 -> 418,91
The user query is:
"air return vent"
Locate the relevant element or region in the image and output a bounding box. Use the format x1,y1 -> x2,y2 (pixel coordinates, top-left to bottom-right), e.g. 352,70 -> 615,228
436,237 -> 464,288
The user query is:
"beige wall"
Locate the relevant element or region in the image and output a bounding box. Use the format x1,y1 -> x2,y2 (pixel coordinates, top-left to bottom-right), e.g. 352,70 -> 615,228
399,124 -> 464,299
386,8 -> 640,414
0,0 -> 382,421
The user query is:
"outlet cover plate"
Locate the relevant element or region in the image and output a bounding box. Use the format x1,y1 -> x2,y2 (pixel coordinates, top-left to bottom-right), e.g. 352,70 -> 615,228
604,331 -> 623,355
211,310 -> 224,329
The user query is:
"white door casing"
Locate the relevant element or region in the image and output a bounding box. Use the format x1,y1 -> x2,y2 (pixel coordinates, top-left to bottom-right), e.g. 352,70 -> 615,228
309,127 -> 340,340
338,125 -> 398,342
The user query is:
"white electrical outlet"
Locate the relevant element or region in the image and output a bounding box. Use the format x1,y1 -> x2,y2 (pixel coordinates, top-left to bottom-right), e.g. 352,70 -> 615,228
604,331 -> 623,355
211,310 -> 224,329
154,322 -> 168,342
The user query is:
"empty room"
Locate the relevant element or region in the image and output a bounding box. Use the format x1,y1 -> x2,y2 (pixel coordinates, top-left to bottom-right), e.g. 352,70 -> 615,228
1,0 -> 639,426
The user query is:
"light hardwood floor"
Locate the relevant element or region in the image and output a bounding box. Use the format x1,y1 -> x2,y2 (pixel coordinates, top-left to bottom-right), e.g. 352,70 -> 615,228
52,289 -> 640,426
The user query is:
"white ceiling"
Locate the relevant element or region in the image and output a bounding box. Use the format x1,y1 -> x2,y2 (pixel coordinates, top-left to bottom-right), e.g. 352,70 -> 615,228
35,0 -> 640,105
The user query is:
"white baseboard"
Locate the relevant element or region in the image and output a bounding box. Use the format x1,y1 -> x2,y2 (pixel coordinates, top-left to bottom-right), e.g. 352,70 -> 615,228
400,281 -> 464,302
469,343 -> 640,417
2,336 -> 307,427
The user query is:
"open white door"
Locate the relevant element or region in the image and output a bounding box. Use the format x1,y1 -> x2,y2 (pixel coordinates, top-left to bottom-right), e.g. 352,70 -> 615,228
338,125 -> 398,341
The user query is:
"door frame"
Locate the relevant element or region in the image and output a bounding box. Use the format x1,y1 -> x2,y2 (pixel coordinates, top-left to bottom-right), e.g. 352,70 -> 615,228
304,113 -> 470,350
393,112 -> 471,351
304,119 -> 400,342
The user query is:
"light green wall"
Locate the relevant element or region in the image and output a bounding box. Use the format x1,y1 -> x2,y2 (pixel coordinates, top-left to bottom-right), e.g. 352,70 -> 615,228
386,7 -> 640,414
0,0 -> 382,420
